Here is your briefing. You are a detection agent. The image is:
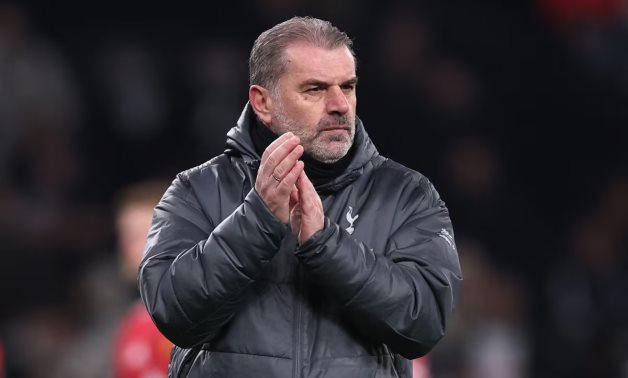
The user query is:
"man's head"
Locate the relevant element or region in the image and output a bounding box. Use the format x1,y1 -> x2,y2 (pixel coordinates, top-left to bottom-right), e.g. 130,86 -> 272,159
114,179 -> 168,284
249,16 -> 358,163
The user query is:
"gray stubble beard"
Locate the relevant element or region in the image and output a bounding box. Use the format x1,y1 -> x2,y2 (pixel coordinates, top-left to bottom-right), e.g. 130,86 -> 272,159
271,105 -> 355,164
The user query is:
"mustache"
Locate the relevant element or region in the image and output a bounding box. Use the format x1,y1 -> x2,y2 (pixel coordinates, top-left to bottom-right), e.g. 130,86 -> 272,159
319,114 -> 351,128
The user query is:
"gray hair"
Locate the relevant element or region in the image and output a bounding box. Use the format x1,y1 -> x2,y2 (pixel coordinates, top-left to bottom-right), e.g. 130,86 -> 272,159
249,16 -> 356,93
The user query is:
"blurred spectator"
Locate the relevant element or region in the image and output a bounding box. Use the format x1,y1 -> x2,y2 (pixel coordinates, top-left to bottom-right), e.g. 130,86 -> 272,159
181,38 -> 247,159
0,3 -> 81,179
87,34 -> 183,193
113,302 -> 172,378
360,4 -> 483,181
0,2 -> 110,323
2,179 -> 170,378
536,0 -> 628,92
430,239 -> 531,378
111,179 -> 172,378
537,0 -> 622,27
438,133 -> 538,274
538,173 -> 628,378
113,180 -> 169,286
413,356 -> 431,378
96,37 -> 169,141
372,5 -> 479,123
374,6 -> 434,89
3,305 -> 77,377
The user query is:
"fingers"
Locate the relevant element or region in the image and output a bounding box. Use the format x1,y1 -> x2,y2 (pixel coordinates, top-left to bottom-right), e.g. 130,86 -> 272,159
260,132 -> 294,163
254,132 -> 304,224
260,133 -> 301,179
289,187 -> 299,209
294,171 -> 324,244
289,203 -> 302,239
276,160 -> 304,194
296,171 -> 317,205
271,144 -> 304,183
296,171 -> 323,219
289,187 -> 302,237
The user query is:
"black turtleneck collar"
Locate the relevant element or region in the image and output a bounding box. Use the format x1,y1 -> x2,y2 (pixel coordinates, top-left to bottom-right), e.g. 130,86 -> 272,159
251,116 -> 277,159
250,116 -> 356,188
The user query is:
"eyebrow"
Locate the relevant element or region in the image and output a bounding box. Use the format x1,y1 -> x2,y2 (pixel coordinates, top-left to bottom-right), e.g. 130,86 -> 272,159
301,77 -> 359,88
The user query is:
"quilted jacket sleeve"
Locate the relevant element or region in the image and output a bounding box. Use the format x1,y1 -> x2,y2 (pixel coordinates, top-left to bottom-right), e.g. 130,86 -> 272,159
138,174 -> 287,348
295,175 -> 462,359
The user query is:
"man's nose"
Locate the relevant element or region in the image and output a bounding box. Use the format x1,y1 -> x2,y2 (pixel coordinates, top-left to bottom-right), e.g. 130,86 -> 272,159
325,86 -> 350,114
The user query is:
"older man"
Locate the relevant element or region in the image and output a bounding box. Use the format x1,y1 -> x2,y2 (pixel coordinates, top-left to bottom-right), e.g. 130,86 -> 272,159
139,16 -> 461,378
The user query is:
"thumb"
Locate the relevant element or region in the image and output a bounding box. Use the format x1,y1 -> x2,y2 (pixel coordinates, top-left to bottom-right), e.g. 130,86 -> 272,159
289,186 -> 299,210
289,203 -> 302,238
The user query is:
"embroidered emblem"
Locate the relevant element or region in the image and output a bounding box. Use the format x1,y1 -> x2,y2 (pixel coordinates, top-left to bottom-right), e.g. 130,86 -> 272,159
345,206 -> 359,235
438,228 -> 456,250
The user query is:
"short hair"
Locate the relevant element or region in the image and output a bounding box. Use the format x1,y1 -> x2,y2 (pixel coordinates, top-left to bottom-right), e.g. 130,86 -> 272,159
249,16 -> 356,93
114,179 -> 169,215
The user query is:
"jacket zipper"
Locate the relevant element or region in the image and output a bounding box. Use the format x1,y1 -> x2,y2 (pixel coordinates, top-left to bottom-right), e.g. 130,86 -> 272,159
389,351 -> 400,378
293,265 -> 303,378
383,344 -> 400,378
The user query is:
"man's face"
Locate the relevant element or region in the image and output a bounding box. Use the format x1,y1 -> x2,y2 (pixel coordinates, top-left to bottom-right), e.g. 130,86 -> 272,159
268,44 -> 357,163
116,203 -> 154,284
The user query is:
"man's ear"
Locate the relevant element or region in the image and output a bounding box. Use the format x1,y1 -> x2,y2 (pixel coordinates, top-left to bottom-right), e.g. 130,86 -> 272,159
249,85 -> 273,125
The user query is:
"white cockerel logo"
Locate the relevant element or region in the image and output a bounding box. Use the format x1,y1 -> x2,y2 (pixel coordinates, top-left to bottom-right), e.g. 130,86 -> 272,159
345,206 -> 359,235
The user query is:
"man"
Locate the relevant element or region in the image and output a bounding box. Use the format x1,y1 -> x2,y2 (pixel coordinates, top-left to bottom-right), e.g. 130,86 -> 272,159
139,16 -> 461,377
112,180 -> 172,378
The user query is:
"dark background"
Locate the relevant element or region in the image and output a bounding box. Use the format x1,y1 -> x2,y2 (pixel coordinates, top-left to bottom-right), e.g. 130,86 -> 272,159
1,1 -> 627,377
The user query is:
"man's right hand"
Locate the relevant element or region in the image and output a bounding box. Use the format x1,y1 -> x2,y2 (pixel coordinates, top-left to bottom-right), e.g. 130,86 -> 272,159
255,132 -> 304,224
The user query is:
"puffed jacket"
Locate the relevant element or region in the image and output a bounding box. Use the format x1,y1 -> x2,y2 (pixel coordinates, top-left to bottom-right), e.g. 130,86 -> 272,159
139,104 -> 462,377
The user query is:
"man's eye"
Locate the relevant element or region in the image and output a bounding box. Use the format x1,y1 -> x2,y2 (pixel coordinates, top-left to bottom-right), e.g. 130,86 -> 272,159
342,84 -> 355,91
306,87 -> 323,93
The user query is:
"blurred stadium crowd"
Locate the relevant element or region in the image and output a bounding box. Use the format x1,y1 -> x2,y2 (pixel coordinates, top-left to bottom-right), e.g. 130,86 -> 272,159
0,1 -> 627,377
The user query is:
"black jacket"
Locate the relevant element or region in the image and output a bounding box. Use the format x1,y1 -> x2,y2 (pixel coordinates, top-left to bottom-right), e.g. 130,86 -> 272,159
139,104 -> 462,377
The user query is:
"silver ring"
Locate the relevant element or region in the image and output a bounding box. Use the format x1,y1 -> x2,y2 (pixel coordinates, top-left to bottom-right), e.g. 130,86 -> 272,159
272,173 -> 281,182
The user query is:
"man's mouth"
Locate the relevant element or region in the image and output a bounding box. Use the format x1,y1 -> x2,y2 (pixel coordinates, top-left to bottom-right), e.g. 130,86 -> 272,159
321,125 -> 350,132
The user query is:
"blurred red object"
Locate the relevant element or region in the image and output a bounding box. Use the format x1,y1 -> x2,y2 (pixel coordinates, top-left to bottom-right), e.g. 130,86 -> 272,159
413,355 -> 431,378
113,302 -> 172,378
537,0 -> 623,25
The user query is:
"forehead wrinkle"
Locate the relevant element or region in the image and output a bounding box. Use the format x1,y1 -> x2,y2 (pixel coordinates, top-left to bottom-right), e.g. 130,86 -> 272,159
283,47 -> 356,85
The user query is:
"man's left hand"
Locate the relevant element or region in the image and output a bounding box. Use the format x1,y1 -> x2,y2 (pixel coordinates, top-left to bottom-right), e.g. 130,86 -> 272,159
289,171 -> 324,245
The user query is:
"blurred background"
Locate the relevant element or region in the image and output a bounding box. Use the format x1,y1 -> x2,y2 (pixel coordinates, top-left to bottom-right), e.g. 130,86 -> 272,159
0,0 -> 627,377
